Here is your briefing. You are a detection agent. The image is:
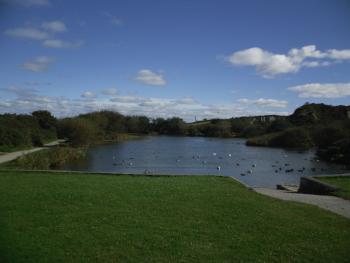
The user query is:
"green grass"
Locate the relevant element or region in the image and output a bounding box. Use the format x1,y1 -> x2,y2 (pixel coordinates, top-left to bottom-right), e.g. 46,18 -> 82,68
316,176 -> 350,200
0,171 -> 349,263
0,145 -> 33,154
0,137 -> 58,154
187,120 -> 211,126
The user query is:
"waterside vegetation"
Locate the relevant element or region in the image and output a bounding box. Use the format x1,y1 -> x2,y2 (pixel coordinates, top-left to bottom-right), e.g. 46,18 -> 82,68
0,147 -> 86,170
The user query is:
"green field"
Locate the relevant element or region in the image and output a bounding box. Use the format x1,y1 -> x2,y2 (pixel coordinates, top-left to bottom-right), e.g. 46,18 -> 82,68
0,171 -> 349,262
317,176 -> 350,200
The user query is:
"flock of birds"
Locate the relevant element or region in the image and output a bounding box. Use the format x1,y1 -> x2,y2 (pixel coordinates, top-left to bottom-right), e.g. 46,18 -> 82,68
110,151 -> 328,176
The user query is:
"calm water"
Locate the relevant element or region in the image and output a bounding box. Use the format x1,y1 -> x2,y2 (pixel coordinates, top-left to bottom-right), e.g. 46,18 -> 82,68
65,136 -> 348,188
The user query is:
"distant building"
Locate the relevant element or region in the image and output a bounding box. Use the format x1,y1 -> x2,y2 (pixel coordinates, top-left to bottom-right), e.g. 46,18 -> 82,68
258,115 -> 277,123
269,116 -> 276,122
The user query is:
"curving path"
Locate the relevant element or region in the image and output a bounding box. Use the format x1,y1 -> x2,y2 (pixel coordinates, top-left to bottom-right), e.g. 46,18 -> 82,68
254,187 -> 350,219
0,140 -> 65,164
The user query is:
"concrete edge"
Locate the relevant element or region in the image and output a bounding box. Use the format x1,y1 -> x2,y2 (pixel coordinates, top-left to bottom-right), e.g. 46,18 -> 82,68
0,169 -> 229,179
299,176 -> 339,195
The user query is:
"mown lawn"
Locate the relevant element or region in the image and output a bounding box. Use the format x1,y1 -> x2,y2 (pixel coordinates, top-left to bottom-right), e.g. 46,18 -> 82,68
317,176 -> 350,200
0,171 -> 349,263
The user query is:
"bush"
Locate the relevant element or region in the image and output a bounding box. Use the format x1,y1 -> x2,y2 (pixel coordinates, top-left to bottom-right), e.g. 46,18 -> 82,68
31,133 -> 43,147
0,113 -> 57,151
267,119 -> 293,133
312,126 -> 349,148
58,118 -> 98,147
187,126 -> 202,136
241,125 -> 267,138
269,128 -> 313,148
317,138 -> 350,165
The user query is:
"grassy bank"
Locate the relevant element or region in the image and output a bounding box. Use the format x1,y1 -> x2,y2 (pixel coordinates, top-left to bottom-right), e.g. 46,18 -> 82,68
0,147 -> 85,170
0,145 -> 33,154
99,133 -> 143,144
0,171 -> 349,262
317,176 -> 350,200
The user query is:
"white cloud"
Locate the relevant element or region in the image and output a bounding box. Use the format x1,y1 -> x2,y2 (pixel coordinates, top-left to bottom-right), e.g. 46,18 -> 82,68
176,97 -> 196,105
1,86 -> 38,97
0,101 -> 12,108
288,83 -> 350,98
102,88 -> 118,96
238,98 -> 288,108
42,39 -> 83,48
327,49 -> 350,60
110,96 -> 142,103
227,45 -> 350,78
81,91 -> 96,99
139,98 -> 172,107
21,56 -> 53,72
228,47 -> 299,77
135,69 -> 167,86
42,20 -> 67,32
5,22 -> 83,49
0,88 -> 290,120
5,27 -> 49,40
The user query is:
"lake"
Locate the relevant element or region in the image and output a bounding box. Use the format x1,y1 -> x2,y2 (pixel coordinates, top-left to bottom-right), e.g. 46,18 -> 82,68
65,136 -> 348,188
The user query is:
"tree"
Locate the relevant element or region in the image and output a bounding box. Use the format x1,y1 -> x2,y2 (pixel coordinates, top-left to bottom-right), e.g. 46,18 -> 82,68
32,110 -> 57,129
58,118 -> 97,147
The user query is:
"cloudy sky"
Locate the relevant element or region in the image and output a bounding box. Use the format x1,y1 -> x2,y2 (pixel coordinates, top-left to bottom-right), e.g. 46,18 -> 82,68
0,0 -> 349,121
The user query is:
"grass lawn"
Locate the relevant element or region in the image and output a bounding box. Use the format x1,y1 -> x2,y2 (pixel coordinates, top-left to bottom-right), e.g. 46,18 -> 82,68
317,176 -> 350,200
0,171 -> 349,262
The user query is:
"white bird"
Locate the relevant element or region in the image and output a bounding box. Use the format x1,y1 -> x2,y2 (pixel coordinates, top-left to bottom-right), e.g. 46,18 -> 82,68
212,152 -> 217,156
228,153 -> 232,157
217,166 -> 221,171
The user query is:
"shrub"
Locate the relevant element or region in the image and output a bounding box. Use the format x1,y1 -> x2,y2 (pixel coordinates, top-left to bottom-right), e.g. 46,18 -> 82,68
317,138 -> 350,165
58,118 -> 98,147
269,128 -> 313,148
312,126 -> 349,148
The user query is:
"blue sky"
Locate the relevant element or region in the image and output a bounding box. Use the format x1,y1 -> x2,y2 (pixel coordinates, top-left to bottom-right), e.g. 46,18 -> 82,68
0,0 -> 349,120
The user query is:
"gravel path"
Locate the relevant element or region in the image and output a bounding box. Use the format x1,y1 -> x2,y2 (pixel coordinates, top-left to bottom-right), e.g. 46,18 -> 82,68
0,140 -> 65,164
254,187 -> 350,219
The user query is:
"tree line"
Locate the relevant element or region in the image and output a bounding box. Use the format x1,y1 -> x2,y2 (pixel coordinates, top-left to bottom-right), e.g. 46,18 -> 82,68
1,103 -> 349,165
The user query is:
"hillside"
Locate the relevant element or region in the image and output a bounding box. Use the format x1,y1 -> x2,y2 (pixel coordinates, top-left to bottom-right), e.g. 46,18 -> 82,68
246,103 -> 350,165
